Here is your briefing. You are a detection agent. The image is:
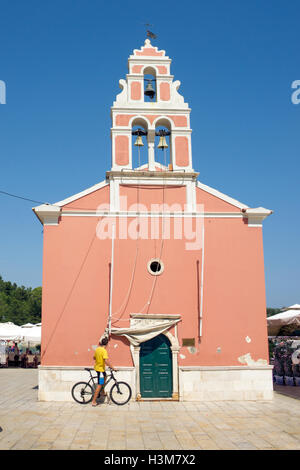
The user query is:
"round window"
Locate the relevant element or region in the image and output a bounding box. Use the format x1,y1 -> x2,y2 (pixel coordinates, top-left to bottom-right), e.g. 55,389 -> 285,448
147,259 -> 164,276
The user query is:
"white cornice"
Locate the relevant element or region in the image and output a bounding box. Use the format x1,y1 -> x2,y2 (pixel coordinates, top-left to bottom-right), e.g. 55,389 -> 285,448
242,207 -> 273,227
60,210 -> 243,219
128,57 -> 172,64
126,73 -> 174,80
111,108 -> 190,115
111,105 -> 191,112
32,204 -> 61,225
106,170 -> 198,182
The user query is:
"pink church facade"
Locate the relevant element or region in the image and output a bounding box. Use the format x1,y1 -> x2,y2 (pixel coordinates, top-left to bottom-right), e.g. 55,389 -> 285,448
34,40 -> 273,401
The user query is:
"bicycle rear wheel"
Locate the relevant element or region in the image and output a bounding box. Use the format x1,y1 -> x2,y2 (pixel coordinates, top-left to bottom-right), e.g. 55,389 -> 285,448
109,381 -> 132,405
71,381 -> 94,404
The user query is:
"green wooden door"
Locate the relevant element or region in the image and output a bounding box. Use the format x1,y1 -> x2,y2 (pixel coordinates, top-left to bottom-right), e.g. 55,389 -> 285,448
140,334 -> 172,398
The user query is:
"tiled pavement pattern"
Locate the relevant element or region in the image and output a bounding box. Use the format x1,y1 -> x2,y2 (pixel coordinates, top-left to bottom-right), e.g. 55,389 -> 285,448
1,369 -> 300,450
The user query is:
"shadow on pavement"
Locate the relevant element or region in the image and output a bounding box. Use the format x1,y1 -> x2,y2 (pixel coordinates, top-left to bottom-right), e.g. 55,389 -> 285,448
274,383 -> 300,400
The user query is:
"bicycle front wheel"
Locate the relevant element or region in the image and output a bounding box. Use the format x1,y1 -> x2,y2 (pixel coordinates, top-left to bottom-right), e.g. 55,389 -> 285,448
71,381 -> 94,404
109,381 -> 132,405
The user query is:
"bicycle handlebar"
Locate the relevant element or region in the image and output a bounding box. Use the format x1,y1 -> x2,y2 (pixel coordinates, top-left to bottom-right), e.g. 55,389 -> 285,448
85,367 -> 116,373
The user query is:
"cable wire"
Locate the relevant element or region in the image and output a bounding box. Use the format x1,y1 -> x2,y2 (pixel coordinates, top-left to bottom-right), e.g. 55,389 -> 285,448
0,190 -> 48,205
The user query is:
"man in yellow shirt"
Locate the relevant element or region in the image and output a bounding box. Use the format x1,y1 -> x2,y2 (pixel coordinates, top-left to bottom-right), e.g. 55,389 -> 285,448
92,336 -> 115,407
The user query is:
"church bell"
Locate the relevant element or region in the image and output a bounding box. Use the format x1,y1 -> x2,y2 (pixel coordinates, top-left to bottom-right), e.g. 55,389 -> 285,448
156,129 -> 170,150
144,80 -> 155,100
134,135 -> 144,146
157,135 -> 168,149
132,128 -> 147,147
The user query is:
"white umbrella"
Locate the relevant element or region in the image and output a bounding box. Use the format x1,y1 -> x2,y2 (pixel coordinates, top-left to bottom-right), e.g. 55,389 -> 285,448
21,323 -> 35,328
267,304 -> 300,336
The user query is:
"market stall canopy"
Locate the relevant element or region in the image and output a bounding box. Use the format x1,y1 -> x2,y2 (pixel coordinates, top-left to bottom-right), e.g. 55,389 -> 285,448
0,322 -> 41,343
267,304 -> 300,336
19,325 -> 41,343
0,322 -> 23,341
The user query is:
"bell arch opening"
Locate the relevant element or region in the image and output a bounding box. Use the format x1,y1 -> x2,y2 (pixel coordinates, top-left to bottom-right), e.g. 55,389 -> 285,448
143,66 -> 157,103
154,118 -> 172,169
131,117 -> 149,169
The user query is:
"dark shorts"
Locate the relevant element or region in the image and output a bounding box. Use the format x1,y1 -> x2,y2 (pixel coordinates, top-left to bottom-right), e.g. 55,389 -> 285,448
96,371 -> 106,385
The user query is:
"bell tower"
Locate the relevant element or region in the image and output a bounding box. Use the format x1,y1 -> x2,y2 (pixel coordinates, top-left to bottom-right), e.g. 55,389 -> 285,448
110,39 -> 193,172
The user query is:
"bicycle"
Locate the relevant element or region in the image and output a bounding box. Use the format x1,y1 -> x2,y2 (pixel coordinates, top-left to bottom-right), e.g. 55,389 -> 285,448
71,367 -> 132,405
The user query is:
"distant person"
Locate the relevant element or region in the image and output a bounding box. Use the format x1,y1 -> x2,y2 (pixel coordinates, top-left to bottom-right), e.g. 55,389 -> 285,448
274,341 -> 286,376
91,337 -> 115,407
14,344 -> 20,367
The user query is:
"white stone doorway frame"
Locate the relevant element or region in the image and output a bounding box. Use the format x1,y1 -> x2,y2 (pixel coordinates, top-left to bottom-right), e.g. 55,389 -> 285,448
129,314 -> 181,400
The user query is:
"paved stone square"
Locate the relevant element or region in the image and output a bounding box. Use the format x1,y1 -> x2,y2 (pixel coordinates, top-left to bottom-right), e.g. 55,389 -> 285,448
0,368 -> 300,450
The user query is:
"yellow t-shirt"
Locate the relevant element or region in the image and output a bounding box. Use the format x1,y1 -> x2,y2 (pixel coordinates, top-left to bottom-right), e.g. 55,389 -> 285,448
94,346 -> 108,372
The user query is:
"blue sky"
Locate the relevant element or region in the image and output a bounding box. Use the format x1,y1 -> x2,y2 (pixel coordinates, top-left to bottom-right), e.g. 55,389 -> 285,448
0,0 -> 299,307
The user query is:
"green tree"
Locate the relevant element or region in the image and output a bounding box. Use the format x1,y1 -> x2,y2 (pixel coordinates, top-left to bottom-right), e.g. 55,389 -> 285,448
0,276 -> 41,325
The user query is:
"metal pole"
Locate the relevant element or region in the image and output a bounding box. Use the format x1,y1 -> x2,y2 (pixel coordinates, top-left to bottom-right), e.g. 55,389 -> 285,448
199,219 -> 205,337
108,223 -> 115,336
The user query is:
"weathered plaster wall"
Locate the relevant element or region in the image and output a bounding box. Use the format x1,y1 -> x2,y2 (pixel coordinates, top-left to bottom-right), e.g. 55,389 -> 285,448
41,184 -> 269,371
